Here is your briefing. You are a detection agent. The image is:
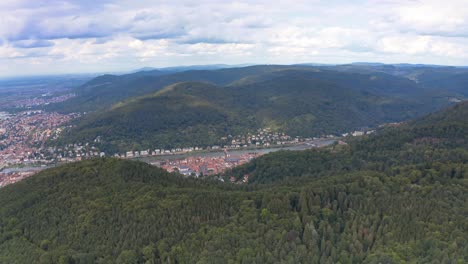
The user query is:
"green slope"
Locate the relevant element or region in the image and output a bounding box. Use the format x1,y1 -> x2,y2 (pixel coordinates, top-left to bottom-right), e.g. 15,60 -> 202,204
47,65 -> 297,113
0,159 -> 245,263
226,101 -> 468,184
332,64 -> 468,97
55,82 -> 254,152
56,69 -> 438,152
45,64 -> 468,114
1,103 -> 467,263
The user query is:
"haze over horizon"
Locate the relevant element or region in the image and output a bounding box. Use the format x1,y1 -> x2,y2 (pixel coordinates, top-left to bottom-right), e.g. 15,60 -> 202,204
1,0 -> 468,77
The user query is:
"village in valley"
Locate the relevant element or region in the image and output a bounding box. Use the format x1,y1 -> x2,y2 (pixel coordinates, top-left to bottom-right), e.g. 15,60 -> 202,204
0,109 -> 82,186
0,105 -> 377,187
0,86 -> 382,187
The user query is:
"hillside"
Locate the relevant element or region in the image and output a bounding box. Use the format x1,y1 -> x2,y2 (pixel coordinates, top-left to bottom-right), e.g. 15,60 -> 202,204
54,82 -> 253,152
0,158 -> 244,263
417,71 -> 468,97
47,65 -> 296,113
330,64 -> 468,98
54,69 -> 438,152
226,101 -> 468,184
1,103 -> 467,263
47,64 -> 468,114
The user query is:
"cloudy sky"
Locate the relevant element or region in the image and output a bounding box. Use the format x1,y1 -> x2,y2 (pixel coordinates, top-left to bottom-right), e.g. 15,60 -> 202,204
1,0 -> 468,77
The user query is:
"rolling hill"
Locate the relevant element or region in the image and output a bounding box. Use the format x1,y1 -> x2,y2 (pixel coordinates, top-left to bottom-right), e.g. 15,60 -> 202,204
1,103 -> 467,263
55,69 -> 439,152
330,64 -> 468,97
54,82 -> 253,152
226,101 -> 468,184
47,63 -> 467,114
47,65 -> 298,113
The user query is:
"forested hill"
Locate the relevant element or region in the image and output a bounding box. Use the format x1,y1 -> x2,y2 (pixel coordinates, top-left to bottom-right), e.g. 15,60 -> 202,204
53,82 -> 254,152
55,69 -> 440,153
411,100 -> 468,126
46,64 -> 466,114
46,65 -> 295,113
0,158 -> 242,263
226,101 -> 468,184
1,103 -> 467,263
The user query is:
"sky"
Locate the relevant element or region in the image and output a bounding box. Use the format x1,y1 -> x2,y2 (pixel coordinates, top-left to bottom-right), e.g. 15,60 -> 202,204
1,0 -> 468,77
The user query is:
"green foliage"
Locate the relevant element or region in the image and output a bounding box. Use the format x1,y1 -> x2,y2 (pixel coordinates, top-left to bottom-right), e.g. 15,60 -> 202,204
1,102 -> 467,263
47,65 -> 287,113
56,69 -> 439,152
117,250 -> 138,264
227,102 -> 468,184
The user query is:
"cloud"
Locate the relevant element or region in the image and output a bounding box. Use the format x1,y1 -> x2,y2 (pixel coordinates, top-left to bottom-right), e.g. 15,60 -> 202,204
134,31 -> 185,41
179,38 -> 240,45
378,35 -> 468,58
0,0 -> 468,77
13,39 -> 55,49
392,0 -> 468,36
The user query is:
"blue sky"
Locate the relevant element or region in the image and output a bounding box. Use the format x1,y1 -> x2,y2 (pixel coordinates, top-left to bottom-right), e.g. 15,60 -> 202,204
1,0 -> 468,77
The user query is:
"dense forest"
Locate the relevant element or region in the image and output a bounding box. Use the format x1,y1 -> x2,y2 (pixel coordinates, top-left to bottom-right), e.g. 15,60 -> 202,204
1,102 -> 467,263
47,64 -> 468,114
54,68 -> 443,152
46,65 -> 291,113
226,102 -> 468,184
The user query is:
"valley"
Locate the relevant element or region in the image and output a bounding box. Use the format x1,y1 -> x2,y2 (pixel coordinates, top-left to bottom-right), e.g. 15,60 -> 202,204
52,66 -> 458,153
0,63 -> 467,263
3,1 -> 468,263
1,101 -> 467,263
1,64 -> 466,188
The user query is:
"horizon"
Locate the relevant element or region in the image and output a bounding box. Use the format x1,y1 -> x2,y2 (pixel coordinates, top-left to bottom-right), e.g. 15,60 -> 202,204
1,0 -> 468,77
1,61 -> 468,79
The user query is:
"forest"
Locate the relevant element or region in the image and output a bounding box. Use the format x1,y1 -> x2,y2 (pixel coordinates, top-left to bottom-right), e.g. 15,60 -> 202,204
226,101 -> 468,184
0,103 -> 467,263
53,68 -> 441,153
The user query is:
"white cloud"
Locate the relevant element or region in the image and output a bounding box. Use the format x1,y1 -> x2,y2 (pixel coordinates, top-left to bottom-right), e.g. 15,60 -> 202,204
392,0 -> 468,36
377,34 -> 468,59
0,44 -> 26,59
0,0 -> 468,77
378,35 -> 432,55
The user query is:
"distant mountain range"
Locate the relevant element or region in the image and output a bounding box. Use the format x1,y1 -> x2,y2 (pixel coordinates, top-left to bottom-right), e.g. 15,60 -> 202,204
129,64 -> 253,74
47,63 -> 468,113
53,68 -> 445,152
47,63 -> 468,152
47,65 -> 289,113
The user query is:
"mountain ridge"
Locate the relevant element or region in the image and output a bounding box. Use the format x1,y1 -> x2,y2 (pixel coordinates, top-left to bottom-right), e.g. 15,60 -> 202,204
225,101 -> 468,184
54,69 -> 440,152
47,63 -> 466,113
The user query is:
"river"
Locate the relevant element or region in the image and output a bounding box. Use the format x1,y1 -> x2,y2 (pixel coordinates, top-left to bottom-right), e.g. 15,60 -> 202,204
137,138 -> 337,163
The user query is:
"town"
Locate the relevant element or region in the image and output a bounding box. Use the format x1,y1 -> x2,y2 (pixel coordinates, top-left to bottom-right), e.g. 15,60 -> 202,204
1,93 -> 75,109
0,111 -> 377,187
152,151 -> 261,179
116,128 -> 303,159
0,110 -> 80,187
111,127 -> 377,160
